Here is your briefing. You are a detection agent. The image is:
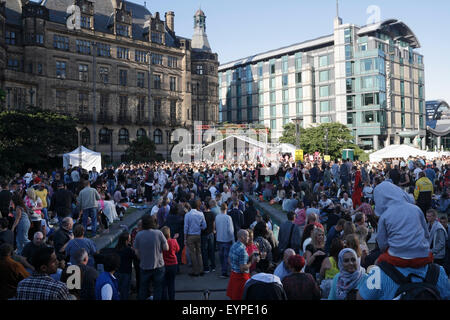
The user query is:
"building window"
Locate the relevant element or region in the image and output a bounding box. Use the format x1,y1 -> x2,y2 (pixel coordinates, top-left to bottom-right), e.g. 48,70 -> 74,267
38,63 -> 43,75
270,105 -> 276,117
81,127 -> 90,145
346,61 -> 354,76
319,55 -> 329,67
270,77 -> 276,89
170,100 -> 177,122
282,56 -> 288,73
118,128 -> 129,144
137,128 -> 146,139
53,35 -> 69,50
154,129 -> 163,144
81,15 -> 91,29
35,34 -> 44,44
7,59 -> 20,71
168,56 -> 178,68
345,45 -> 353,60
362,93 -> 379,106
119,96 -> 128,117
153,74 -> 161,89
270,92 -> 276,103
347,95 -> 355,110
151,53 -> 163,65
363,111 -> 376,124
320,101 -> 330,112
116,24 -> 129,37
55,90 -> 67,112
100,93 -> 109,115
346,78 -> 355,93
196,65 -> 204,75
154,99 -> 161,119
295,53 -> 302,70
361,76 -> 374,89
6,31 -> 16,45
270,61 -> 276,74
56,61 -> 67,79
117,47 -> 129,60
282,104 -> 289,116
296,102 -> 303,115
135,50 -> 147,63
76,40 -> 91,54
79,92 -> 89,114
119,70 -> 127,86
151,32 -> 163,44
247,95 -> 252,107
296,72 -> 302,84
283,90 -> 289,102
78,64 -> 88,81
319,86 -> 329,97
169,77 -> 176,91
99,67 -> 109,84
282,75 -> 288,87
270,119 -> 277,130
96,43 -> 111,57
137,72 -> 145,88
137,97 -> 146,119
344,28 -> 352,44
319,70 -> 329,82
99,128 -> 110,145
320,116 -> 331,123
347,113 -> 355,126
258,62 -> 263,77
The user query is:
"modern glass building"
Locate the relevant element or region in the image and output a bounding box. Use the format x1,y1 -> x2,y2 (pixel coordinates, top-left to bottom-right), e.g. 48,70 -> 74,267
218,15 -> 426,150
426,100 -> 450,150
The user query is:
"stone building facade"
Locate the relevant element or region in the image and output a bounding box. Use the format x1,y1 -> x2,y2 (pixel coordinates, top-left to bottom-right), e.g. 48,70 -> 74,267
1,0 -> 219,162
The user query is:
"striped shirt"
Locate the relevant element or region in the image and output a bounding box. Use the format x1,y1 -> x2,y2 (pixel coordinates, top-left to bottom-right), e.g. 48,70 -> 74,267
229,241 -> 249,274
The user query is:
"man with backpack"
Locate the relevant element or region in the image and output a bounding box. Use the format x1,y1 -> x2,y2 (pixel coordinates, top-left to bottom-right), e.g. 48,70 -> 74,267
357,181 -> 449,300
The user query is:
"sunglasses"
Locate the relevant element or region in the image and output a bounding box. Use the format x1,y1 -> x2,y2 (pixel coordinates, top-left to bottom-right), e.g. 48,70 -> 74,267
343,257 -> 357,263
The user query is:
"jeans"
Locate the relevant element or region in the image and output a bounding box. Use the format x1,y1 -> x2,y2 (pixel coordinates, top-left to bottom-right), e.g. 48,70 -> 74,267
116,272 -> 131,300
16,218 -> 31,255
138,267 -> 165,300
186,235 -> 203,275
162,264 -> 177,300
81,207 -> 97,235
201,233 -> 216,271
107,179 -> 116,196
217,241 -> 232,276
42,208 -> 49,221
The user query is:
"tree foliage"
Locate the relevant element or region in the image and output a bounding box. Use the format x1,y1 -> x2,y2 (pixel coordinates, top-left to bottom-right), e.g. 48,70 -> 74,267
0,107 -> 78,176
123,136 -> 158,163
280,122 -> 368,159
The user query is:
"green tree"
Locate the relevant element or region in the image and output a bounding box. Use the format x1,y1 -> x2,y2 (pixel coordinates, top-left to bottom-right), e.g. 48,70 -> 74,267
280,122 -> 363,159
123,136 -> 158,163
0,107 -> 78,176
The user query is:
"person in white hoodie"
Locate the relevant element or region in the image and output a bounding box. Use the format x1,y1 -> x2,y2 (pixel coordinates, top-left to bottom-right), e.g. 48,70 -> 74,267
426,209 -> 448,267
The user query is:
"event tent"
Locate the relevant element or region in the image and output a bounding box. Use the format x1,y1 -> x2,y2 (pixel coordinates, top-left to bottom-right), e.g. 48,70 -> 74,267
369,144 -> 428,162
63,146 -> 102,171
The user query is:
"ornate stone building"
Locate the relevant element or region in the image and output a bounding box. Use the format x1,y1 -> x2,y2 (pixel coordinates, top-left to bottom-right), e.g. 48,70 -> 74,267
1,0 -> 219,162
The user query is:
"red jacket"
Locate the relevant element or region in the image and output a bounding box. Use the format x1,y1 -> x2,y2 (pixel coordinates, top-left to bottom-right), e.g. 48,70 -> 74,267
163,238 -> 180,266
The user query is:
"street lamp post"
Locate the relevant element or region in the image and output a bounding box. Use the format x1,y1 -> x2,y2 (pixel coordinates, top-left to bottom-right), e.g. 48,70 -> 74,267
325,127 -> 329,155
109,129 -> 113,164
92,42 -> 97,151
147,52 -> 152,136
292,116 -> 303,149
166,129 -> 170,161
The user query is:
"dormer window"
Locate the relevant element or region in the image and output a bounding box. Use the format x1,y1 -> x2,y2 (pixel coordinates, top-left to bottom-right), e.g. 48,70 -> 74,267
81,15 -> 91,29
151,32 -> 162,44
116,24 -> 129,37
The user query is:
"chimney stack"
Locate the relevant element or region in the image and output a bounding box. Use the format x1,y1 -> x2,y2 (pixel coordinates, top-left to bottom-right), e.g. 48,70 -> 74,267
165,11 -> 174,32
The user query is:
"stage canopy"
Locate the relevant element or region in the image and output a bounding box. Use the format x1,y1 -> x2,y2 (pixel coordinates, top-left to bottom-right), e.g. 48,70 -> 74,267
63,146 -> 102,171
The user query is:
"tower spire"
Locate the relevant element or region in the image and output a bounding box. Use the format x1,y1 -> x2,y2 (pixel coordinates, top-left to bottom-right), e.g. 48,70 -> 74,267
336,0 -> 339,18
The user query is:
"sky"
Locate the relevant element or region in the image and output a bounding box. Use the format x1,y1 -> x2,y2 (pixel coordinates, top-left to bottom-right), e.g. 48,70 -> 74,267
83,0 -> 450,102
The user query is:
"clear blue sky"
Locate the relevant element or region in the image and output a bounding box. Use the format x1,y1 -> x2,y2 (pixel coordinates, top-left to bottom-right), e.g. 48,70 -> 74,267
134,1 -> 449,102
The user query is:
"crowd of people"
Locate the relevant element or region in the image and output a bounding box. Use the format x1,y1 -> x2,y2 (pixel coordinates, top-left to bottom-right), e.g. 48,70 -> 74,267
0,153 -> 449,300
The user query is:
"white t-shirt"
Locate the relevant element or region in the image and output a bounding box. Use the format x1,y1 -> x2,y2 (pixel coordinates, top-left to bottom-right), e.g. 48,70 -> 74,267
340,198 -> 353,210
209,186 -> 217,196
150,205 -> 159,216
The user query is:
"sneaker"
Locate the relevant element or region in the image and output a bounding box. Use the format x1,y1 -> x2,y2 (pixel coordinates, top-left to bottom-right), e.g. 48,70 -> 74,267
211,268 -> 216,272
204,270 -> 210,274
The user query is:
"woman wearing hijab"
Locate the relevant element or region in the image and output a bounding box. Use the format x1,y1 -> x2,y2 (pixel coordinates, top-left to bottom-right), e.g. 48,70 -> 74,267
328,248 -> 366,300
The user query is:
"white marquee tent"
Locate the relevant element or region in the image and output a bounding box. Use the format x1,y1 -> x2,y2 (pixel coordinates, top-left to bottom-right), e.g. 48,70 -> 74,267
63,146 -> 102,171
369,144 -> 429,162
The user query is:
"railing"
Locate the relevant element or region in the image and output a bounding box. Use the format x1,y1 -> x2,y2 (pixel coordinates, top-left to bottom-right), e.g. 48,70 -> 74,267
117,114 -> 132,125
76,112 -> 93,123
97,113 -> 114,124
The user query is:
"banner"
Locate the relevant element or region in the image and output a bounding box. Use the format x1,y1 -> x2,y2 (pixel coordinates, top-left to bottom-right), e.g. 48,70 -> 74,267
295,149 -> 303,162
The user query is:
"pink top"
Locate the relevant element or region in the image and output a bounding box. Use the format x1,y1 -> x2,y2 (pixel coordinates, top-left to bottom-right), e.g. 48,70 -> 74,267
294,208 -> 306,226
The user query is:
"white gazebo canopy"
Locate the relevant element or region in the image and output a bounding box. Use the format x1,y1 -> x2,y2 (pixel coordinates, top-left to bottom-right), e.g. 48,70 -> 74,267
369,144 -> 428,162
63,146 -> 102,171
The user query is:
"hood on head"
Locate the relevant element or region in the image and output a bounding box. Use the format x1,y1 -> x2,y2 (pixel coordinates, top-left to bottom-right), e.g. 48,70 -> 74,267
373,181 -> 415,217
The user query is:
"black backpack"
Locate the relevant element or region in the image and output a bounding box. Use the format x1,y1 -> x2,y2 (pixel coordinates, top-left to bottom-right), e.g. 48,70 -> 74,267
379,262 -> 442,300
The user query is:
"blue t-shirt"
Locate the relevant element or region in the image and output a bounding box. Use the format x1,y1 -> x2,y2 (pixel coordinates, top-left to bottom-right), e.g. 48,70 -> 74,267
65,238 -> 97,267
358,265 -> 450,300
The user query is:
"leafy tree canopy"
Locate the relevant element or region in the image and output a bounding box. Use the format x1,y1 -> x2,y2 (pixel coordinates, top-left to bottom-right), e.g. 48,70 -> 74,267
279,122 -> 368,160
0,107 -> 78,176
123,136 -> 158,163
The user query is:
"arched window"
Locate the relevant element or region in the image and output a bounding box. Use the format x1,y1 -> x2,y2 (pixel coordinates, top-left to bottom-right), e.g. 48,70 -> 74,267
118,128 -> 129,145
81,127 -> 90,146
154,129 -> 162,144
99,128 -> 110,145
137,128 -> 147,140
